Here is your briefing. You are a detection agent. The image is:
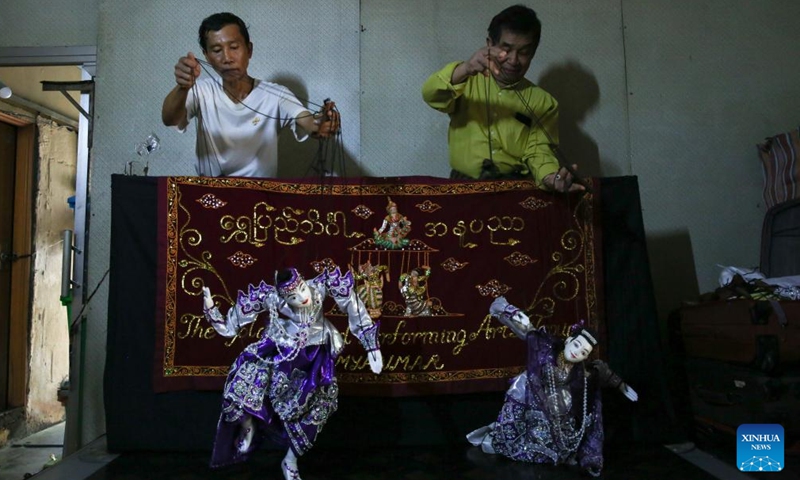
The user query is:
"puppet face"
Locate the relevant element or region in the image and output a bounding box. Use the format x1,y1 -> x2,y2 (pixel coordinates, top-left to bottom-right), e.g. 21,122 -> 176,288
563,335 -> 593,363
284,280 -> 312,309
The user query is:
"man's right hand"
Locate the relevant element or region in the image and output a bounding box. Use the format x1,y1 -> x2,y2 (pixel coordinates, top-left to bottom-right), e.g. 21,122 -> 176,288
467,46 -> 507,77
452,47 -> 507,84
174,52 -> 201,89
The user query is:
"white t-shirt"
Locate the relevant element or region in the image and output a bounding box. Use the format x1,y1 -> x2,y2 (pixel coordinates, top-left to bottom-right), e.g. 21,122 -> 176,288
183,77 -> 310,177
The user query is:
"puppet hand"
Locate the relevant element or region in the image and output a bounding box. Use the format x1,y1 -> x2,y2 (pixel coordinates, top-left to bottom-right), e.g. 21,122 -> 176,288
511,311 -> 531,329
368,350 -> 383,374
313,99 -> 340,138
202,286 -> 214,310
620,383 -> 638,402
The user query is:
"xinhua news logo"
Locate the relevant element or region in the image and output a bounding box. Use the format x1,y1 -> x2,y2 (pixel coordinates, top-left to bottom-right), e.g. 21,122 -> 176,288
737,424 -> 784,472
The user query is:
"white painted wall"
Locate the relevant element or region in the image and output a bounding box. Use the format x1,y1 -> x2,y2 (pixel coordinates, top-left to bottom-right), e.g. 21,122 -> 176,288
624,0 -> 800,318
0,0 -> 98,47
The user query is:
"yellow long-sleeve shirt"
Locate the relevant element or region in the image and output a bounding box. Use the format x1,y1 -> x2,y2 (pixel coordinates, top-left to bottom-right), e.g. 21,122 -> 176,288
422,61 -> 561,184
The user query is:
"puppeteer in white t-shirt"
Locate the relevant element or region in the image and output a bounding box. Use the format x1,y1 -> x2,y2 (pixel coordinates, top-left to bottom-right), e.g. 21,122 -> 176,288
180,77 -> 308,177
161,13 -> 340,179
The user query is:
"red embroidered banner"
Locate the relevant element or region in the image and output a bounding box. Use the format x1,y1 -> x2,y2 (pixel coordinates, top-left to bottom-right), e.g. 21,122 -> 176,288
155,176 -> 603,396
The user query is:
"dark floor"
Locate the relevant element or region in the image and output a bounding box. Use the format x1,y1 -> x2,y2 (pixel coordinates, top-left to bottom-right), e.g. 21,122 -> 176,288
74,442 -> 750,480
77,446 -> 682,480
12,425 -> 800,480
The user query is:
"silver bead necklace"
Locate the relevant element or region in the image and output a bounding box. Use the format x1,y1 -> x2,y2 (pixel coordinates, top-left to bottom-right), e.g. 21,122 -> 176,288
545,353 -> 589,453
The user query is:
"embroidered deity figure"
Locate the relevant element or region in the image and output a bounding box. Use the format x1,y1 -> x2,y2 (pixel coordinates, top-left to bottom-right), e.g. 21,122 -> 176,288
373,197 -> 411,249
398,266 -> 432,316
202,267 -> 383,480
466,296 -> 638,477
350,260 -> 389,318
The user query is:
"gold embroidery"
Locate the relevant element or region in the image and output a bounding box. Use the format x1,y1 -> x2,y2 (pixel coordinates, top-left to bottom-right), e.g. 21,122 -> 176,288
440,257 -> 468,272
197,193 -> 227,209
476,279 -> 512,297
228,251 -> 257,268
416,199 -> 442,213
160,176 -> 601,382
504,252 -> 537,267
352,204 -> 374,219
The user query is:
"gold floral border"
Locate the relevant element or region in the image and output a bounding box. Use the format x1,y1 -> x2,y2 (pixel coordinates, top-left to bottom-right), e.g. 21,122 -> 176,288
168,175 -> 539,196
338,366 -> 525,384
161,177 -> 600,380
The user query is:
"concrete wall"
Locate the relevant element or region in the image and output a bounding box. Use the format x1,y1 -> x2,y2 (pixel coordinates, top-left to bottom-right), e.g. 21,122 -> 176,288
28,118 -> 76,431
0,0 -> 98,47
0,104 -> 76,441
624,0 -> 800,321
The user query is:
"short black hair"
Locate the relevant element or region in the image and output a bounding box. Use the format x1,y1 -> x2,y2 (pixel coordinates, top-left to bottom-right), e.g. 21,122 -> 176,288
198,12 -> 250,52
487,5 -> 542,46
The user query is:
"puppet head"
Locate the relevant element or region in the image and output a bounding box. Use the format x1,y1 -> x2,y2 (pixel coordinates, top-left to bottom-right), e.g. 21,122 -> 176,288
276,268 -> 311,309
385,197 -> 398,214
563,322 -> 598,364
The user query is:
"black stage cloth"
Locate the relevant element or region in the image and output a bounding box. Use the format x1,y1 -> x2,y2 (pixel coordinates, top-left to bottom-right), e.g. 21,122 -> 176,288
105,175 -> 679,452
86,444 -> 726,480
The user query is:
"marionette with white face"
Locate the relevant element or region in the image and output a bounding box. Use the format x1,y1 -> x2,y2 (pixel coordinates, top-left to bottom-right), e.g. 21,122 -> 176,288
202,266 -> 383,480
283,279 -> 312,309
564,334 -> 593,363
469,296 -> 639,477
508,308 -> 638,401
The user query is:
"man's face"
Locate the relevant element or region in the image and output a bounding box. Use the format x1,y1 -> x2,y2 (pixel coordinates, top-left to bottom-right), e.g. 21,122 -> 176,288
284,281 -> 312,309
563,335 -> 593,363
203,24 -> 252,81
487,28 -> 538,86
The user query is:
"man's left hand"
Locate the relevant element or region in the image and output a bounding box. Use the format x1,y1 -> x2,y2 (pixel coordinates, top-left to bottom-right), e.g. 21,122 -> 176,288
543,164 -> 586,193
313,100 -> 341,138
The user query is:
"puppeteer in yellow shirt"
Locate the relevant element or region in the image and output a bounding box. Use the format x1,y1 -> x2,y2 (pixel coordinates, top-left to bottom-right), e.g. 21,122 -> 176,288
422,61 -> 561,185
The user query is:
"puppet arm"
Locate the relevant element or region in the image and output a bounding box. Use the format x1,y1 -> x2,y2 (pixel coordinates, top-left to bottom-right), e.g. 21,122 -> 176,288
590,359 -> 638,402
489,296 -> 535,340
202,281 -> 274,338
323,267 -> 383,374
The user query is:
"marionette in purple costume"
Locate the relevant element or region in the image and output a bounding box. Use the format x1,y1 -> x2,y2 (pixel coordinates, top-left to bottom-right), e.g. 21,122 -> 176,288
467,296 -> 638,477
202,266 -> 383,480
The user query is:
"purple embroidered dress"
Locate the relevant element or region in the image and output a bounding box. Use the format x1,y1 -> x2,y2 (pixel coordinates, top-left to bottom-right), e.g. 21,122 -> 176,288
467,297 -> 614,476
203,267 -> 379,468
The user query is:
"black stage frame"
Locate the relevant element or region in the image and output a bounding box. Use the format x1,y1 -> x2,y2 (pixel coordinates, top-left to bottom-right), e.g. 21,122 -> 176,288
105,175 -> 678,452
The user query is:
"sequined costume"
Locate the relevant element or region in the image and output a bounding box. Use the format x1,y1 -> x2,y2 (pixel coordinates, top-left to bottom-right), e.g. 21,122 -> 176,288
373,198 -> 411,250
353,262 -> 388,318
203,267 -> 380,468
399,267 -> 431,316
467,297 -> 623,477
